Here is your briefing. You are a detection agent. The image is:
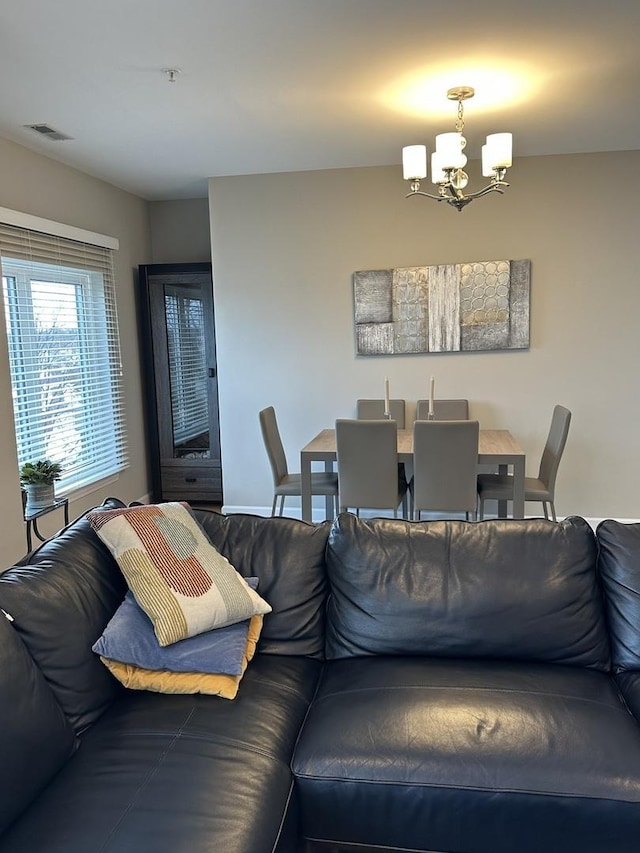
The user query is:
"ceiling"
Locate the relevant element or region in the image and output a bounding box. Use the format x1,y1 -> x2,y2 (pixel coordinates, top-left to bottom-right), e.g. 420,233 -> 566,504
1,0 -> 639,201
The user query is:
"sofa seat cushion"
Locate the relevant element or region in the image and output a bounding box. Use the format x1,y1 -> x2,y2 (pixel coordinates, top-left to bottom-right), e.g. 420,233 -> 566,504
292,657 -> 640,853
0,654 -> 321,853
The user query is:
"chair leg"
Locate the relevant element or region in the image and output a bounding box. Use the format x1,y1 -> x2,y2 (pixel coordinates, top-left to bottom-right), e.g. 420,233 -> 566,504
271,496 -> 278,517
542,502 -> 549,520
278,495 -> 285,516
478,498 -> 484,521
550,501 -> 557,522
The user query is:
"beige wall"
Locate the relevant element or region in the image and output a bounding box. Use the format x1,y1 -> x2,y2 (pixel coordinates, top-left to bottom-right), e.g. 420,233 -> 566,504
2,138 -> 633,565
0,137 -> 152,564
209,151 -> 640,520
149,198 -> 211,263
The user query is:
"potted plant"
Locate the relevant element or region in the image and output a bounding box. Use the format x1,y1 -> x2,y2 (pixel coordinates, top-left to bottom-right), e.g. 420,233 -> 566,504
20,459 -> 63,514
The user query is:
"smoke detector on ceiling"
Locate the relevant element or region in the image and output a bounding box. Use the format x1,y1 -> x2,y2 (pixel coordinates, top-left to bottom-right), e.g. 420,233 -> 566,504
24,123 -> 74,142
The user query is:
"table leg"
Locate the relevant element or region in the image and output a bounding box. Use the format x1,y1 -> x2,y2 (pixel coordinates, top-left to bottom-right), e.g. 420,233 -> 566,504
511,456 -> 525,519
497,464 -> 508,518
301,451 -> 312,523
324,461 -> 333,520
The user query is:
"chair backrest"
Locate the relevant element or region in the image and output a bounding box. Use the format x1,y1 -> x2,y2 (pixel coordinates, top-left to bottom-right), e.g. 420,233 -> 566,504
538,405 -> 572,494
356,399 -> 406,428
416,399 -> 469,421
259,406 -> 288,486
336,419 -> 400,510
412,419 -> 480,513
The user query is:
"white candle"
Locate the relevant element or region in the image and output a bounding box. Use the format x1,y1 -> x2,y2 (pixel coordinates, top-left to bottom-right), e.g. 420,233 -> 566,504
384,377 -> 390,416
429,376 -> 435,417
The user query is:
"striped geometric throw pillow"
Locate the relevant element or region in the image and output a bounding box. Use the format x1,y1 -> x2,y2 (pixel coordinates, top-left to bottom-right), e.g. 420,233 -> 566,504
88,502 -> 271,646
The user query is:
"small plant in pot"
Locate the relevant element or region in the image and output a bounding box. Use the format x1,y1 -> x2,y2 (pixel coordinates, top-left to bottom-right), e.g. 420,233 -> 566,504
20,459 -> 63,514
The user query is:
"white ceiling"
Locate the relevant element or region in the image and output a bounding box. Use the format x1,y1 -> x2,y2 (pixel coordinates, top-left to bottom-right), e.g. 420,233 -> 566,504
1,0 -> 639,201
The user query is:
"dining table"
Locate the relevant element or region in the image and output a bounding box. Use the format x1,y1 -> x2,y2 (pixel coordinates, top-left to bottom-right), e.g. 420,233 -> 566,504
300,428 -> 525,522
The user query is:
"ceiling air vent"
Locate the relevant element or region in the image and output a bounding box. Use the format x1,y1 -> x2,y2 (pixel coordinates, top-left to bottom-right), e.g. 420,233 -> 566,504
24,123 -> 74,141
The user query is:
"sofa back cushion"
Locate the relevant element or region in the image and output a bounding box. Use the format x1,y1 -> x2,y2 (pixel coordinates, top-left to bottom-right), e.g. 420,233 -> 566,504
325,514 -> 610,669
0,499 -> 128,733
0,611 -> 77,834
597,520 -> 640,671
192,510 -> 331,658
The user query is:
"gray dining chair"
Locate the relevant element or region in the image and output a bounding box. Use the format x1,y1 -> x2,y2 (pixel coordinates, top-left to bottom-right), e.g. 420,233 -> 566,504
259,406 -> 338,518
477,404 -> 572,521
336,418 -> 409,518
415,399 -> 469,420
411,419 -> 480,520
358,398 -> 408,482
357,399 -> 406,427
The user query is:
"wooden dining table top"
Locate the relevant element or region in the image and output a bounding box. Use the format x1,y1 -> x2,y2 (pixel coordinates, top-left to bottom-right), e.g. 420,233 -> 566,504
301,428 -> 524,459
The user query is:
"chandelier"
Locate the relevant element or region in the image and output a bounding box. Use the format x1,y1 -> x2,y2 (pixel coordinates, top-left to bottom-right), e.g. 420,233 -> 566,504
402,86 -> 512,212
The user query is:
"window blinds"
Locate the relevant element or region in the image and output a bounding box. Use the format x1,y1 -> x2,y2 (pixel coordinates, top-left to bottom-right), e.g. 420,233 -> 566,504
0,222 -> 128,492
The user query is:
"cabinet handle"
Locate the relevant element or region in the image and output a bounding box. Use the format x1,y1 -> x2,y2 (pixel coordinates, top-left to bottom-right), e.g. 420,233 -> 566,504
185,477 -> 197,483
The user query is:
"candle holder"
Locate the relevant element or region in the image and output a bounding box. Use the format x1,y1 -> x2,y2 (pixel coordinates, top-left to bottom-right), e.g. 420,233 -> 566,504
427,411 -> 435,420
383,411 -> 392,420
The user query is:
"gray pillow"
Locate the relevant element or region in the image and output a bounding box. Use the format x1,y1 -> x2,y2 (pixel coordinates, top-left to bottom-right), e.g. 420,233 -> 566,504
92,579 -> 259,676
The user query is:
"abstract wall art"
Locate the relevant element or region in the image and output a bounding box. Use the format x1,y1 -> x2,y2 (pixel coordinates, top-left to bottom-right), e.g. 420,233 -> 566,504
353,259 -> 530,356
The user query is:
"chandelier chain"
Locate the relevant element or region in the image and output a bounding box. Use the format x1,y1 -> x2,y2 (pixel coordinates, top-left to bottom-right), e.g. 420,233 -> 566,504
455,99 -> 465,134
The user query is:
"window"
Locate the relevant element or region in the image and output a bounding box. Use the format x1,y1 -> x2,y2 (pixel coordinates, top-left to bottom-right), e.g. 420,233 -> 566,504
0,223 -> 128,493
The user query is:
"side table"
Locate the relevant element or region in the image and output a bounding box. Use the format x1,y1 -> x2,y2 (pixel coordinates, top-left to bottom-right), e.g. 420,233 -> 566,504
24,497 -> 69,552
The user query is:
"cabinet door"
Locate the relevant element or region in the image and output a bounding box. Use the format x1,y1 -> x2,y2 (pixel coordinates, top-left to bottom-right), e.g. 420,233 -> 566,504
139,264 -> 222,503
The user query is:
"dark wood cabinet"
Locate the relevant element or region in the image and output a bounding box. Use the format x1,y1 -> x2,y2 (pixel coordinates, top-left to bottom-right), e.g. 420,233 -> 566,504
138,263 -> 222,503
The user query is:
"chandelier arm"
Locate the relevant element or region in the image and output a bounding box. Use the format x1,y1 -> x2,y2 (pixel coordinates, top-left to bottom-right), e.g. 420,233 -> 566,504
459,180 -> 510,201
404,190 -> 449,202
405,179 -> 509,205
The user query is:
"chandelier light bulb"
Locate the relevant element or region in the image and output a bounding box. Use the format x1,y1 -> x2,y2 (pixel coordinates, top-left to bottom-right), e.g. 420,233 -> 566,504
431,151 -> 446,185
485,133 -> 513,168
435,132 -> 466,169
481,144 -> 494,177
402,145 -> 427,181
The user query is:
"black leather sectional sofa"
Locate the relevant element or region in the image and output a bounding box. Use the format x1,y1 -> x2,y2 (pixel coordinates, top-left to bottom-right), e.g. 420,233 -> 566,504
1,499 -> 639,852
